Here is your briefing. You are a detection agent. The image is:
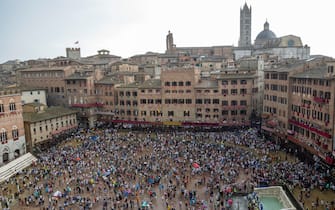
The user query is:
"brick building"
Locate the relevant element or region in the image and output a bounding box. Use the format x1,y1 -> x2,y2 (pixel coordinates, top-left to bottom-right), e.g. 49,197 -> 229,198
0,87 -> 26,165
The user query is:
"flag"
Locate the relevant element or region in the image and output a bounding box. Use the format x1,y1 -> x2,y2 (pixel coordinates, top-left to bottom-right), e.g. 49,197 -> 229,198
74,41 -> 79,44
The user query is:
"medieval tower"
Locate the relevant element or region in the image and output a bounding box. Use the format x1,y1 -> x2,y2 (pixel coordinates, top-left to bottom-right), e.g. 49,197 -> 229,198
238,3 -> 252,48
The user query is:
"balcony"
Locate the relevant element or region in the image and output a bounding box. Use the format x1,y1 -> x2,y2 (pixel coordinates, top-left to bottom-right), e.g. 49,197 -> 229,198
313,97 -> 329,104
288,119 -> 331,139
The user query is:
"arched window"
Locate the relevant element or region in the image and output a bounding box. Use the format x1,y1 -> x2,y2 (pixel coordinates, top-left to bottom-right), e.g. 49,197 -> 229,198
0,100 -> 4,113
0,128 -> 8,142
12,126 -> 19,140
9,99 -> 16,111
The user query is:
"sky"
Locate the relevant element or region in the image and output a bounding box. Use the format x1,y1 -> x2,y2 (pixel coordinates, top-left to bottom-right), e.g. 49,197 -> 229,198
0,0 -> 334,63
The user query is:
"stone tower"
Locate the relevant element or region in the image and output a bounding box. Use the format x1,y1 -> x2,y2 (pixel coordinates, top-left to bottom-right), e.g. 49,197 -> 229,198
66,48 -> 81,60
238,3 -> 252,48
166,31 -> 176,54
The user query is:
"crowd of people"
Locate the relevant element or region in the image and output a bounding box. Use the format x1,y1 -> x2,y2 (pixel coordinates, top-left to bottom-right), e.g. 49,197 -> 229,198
0,125 -> 334,210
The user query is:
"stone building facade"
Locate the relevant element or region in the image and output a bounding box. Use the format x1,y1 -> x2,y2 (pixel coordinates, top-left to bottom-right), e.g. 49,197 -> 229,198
18,66 -> 76,106
0,88 -> 26,165
262,58 -> 335,165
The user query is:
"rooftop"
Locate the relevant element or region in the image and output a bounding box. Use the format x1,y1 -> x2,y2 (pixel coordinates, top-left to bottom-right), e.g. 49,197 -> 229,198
139,79 -> 161,89
95,76 -> 122,85
23,106 -> 77,122
291,66 -> 331,79
194,80 -> 218,89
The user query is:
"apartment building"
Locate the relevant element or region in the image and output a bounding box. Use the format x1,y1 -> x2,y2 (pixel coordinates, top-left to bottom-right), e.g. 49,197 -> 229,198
116,83 -> 139,121
137,79 -> 162,122
18,66 -> 76,106
262,58 -> 335,165
215,73 -> 257,126
288,62 -> 335,164
160,67 -> 199,122
65,68 -> 103,128
95,76 -> 119,122
0,88 -> 26,165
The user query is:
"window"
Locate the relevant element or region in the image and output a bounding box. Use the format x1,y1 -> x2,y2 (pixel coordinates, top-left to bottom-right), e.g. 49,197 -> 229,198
213,99 -> 220,104
186,99 -> 192,104
240,80 -> 247,85
0,103 -> 4,113
231,100 -> 238,106
221,80 -> 228,85
240,89 -> 247,95
222,89 -> 228,95
0,129 -> 8,142
184,110 -> 190,117
222,110 -> 229,115
12,126 -> 19,140
196,99 -> 202,104
9,102 -> 16,111
231,80 -> 237,85
178,81 -> 184,86
231,89 -> 238,95
165,82 -> 170,86
204,99 -> 211,104
172,81 -> 177,86
240,100 -> 247,106
240,110 -> 247,115
168,111 -> 174,117
222,100 -> 228,106
185,81 -> 191,86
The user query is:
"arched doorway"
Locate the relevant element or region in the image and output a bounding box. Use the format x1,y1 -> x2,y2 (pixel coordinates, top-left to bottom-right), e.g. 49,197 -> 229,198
2,147 -> 10,163
3,152 -> 9,163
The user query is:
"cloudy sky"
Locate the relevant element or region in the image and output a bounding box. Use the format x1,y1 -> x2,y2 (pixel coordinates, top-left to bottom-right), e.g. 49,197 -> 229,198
0,0 -> 334,63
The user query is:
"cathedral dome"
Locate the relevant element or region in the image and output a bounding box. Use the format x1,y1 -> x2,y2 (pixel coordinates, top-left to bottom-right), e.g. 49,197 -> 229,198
254,21 -> 277,49
256,30 -> 276,40
255,21 -> 276,40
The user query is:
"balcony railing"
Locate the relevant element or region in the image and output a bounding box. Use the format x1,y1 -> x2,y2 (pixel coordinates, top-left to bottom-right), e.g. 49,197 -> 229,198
289,119 -> 331,138
313,97 -> 329,104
